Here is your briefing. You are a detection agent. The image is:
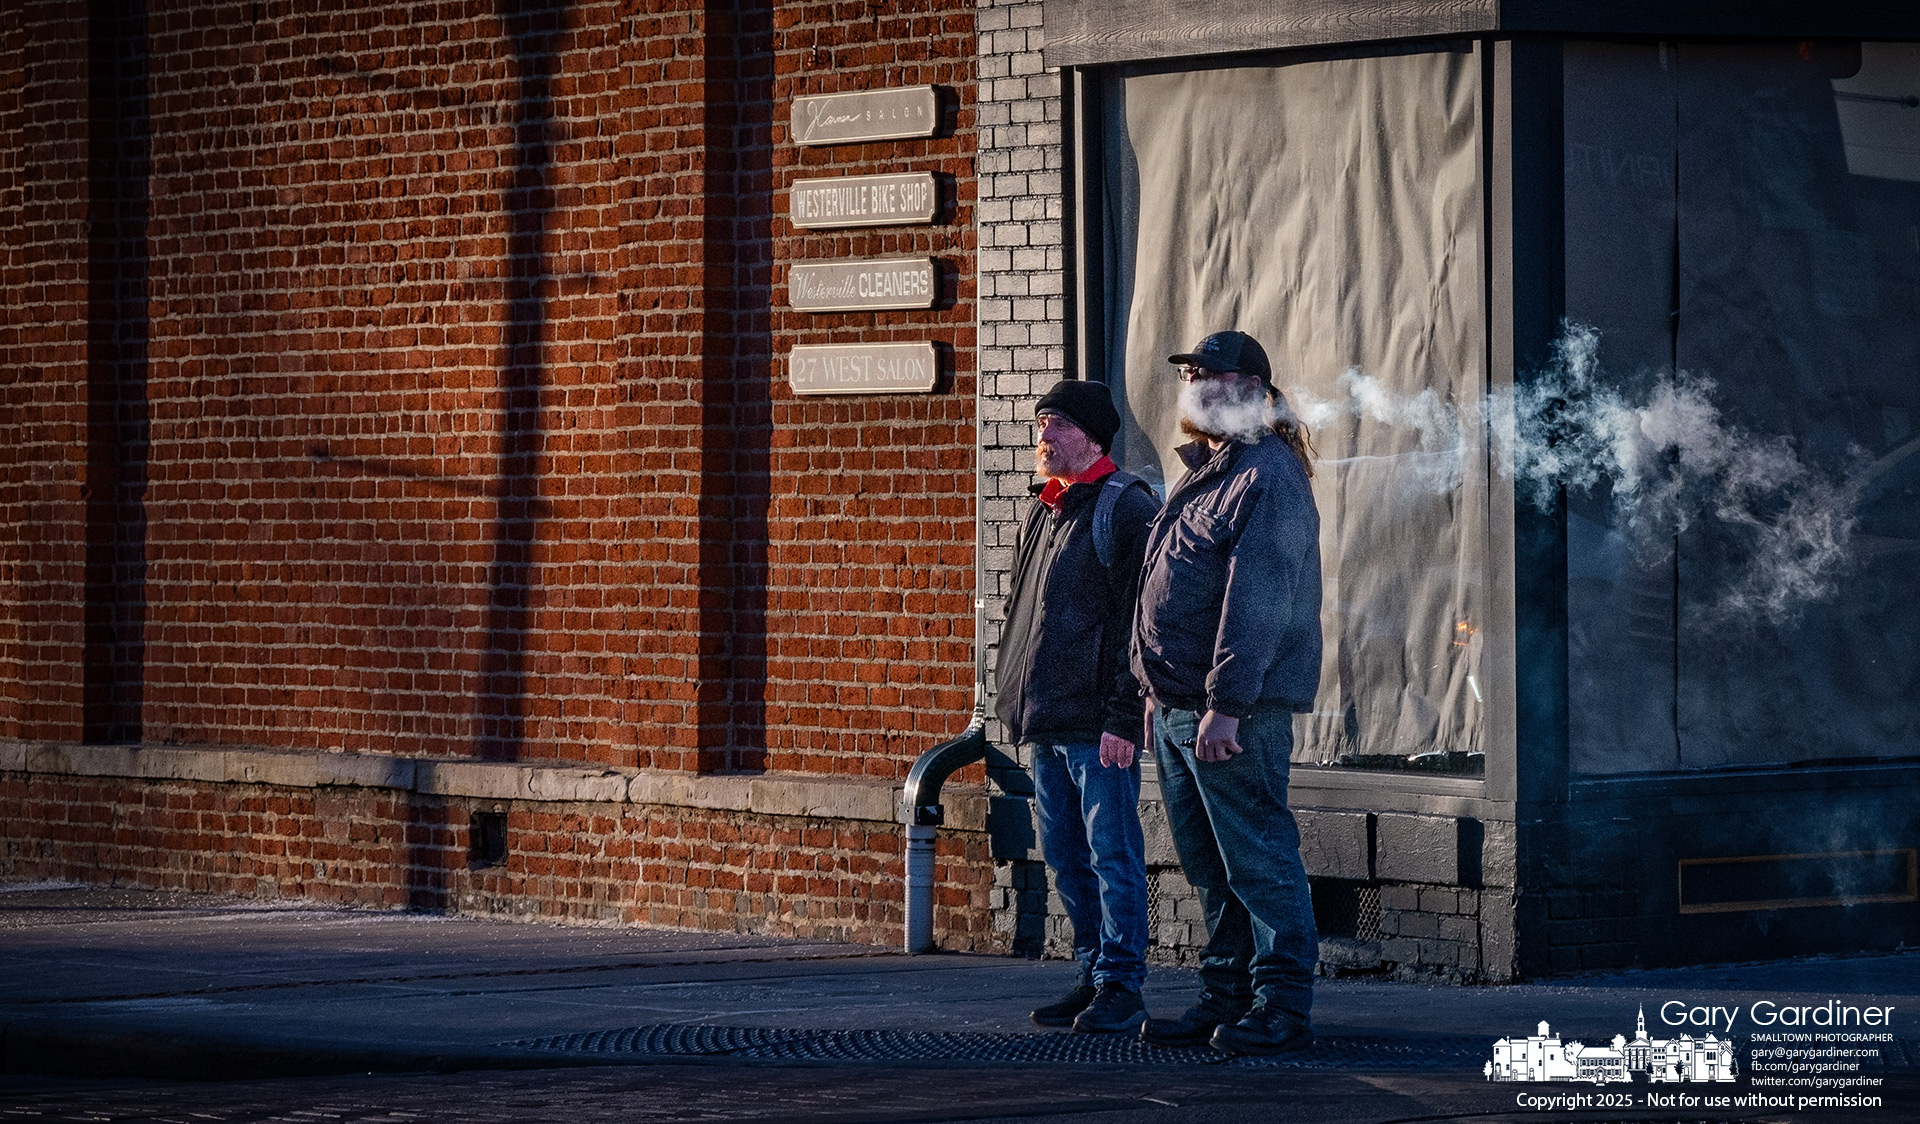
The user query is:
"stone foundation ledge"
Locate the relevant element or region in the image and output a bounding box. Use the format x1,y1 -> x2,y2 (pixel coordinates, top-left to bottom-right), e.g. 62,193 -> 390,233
0,739 -> 985,830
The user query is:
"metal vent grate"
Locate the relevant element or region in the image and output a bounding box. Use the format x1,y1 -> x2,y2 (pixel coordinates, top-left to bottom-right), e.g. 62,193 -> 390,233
504,1024 -> 1496,1069
469,811 -> 508,868
1310,878 -> 1383,941
1355,884 -> 1382,941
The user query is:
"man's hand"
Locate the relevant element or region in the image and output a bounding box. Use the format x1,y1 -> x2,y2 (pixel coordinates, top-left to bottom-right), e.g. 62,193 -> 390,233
1098,732 -> 1136,769
1195,710 -> 1244,762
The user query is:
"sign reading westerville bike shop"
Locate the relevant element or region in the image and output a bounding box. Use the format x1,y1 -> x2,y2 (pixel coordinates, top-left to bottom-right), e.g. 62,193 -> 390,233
787,172 -> 937,230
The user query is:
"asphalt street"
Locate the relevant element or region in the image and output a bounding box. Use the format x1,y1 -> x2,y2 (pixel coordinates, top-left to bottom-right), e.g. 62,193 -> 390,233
3,1067 -> 1915,1124
2,884 -> 1916,1123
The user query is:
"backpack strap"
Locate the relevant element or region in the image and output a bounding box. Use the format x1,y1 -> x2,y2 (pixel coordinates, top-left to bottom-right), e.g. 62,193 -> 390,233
1092,470 -> 1144,568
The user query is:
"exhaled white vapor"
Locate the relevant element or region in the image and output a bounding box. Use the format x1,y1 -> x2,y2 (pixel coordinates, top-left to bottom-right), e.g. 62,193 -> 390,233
1295,323 -> 1862,626
1178,375 -> 1282,445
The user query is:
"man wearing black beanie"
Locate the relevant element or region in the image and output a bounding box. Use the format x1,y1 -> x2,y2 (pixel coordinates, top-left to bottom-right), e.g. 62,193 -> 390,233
994,379 -> 1160,1033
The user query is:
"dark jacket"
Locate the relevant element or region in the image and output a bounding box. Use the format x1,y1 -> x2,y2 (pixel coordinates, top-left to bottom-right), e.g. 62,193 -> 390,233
1130,434 -> 1322,717
994,470 -> 1159,747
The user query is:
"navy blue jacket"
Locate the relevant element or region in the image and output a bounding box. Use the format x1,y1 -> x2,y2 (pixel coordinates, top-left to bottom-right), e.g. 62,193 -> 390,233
1129,434 -> 1322,717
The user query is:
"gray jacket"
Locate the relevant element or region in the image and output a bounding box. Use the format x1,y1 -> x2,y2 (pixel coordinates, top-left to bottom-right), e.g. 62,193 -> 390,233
1128,433 -> 1322,718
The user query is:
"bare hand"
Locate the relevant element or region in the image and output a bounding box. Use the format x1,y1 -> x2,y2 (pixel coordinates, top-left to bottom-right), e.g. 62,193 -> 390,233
1194,710 -> 1243,762
1143,696 -> 1155,749
1098,732 -> 1136,769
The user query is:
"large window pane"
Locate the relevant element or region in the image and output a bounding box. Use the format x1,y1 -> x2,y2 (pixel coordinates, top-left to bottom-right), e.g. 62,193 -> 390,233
1565,41 -> 1920,772
1099,48 -> 1488,772
1675,42 -> 1920,768
1563,42 -> 1682,774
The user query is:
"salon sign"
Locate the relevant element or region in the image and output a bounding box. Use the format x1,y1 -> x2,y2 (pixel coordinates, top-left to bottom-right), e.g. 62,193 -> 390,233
790,85 -> 937,146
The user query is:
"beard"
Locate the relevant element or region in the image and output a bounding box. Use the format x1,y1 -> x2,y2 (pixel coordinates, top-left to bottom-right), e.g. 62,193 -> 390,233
1035,437 -> 1098,479
1178,377 -> 1278,445
1034,442 -> 1064,477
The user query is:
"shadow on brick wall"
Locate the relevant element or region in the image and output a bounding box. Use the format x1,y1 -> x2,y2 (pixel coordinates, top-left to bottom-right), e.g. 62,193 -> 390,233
474,0 -> 568,762
696,3 -> 775,774
83,0 -> 150,746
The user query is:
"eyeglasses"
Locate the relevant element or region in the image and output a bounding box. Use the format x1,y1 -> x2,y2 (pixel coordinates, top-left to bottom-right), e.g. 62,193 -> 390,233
1177,364 -> 1237,382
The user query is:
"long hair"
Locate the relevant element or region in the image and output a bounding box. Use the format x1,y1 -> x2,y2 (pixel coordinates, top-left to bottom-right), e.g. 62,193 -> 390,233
1269,390 -> 1317,479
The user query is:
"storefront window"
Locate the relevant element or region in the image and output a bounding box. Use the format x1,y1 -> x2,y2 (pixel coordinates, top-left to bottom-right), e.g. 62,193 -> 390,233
1096,46 -> 1488,773
1565,41 -> 1920,773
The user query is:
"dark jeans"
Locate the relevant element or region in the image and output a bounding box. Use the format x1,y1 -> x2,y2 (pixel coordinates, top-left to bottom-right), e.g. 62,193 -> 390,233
1152,704 -> 1318,1022
1028,741 -> 1149,990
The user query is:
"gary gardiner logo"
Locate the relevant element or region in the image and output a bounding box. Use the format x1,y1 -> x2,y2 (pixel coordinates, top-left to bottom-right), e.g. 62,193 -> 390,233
1487,1007 -> 1737,1084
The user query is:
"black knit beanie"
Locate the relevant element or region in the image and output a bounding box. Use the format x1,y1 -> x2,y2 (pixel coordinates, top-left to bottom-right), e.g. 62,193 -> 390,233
1033,379 -> 1121,453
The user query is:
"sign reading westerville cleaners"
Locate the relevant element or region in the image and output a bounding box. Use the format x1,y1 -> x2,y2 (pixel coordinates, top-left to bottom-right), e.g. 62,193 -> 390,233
788,257 -> 937,312
790,86 -> 938,146
788,173 -> 937,229
788,342 -> 937,395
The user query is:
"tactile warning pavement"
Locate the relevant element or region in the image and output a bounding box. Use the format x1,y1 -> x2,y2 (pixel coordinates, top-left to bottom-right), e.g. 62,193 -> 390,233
504,1023 -> 1496,1068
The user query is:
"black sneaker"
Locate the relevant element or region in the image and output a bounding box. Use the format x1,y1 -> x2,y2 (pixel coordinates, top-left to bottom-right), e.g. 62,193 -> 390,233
1072,983 -> 1147,1034
1209,1007 -> 1314,1056
1139,997 -> 1250,1047
1030,983 -> 1097,1028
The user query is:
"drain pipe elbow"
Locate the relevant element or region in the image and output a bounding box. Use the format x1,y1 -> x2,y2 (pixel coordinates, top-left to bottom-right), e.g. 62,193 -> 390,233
901,701 -> 989,954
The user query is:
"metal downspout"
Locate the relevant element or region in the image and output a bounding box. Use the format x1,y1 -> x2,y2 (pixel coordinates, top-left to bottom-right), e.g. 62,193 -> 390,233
900,700 -> 986,954
900,330 -> 994,955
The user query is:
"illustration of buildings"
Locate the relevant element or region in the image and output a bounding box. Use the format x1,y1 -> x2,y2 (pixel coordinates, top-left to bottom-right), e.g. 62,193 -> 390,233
1572,1042 -> 1631,1084
1488,1008 -> 1735,1083
1646,1034 -> 1739,1083
1622,1007 -> 1656,1071
1491,1022 -> 1591,1082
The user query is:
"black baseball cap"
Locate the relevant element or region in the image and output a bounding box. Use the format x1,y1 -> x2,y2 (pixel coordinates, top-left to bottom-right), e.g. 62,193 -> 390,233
1169,331 -> 1273,392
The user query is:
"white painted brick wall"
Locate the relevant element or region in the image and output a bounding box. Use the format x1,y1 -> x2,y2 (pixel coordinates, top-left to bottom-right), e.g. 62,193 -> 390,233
975,0 -> 1066,740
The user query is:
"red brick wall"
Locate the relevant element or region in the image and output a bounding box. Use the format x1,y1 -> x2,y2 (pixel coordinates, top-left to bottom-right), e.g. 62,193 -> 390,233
764,3 -> 976,774
0,5 -> 90,741
0,769 -> 996,948
0,0 -> 977,779
133,1 -> 653,763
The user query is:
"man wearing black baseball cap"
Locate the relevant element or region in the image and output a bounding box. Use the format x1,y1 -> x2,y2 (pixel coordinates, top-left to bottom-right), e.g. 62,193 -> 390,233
1169,329 -> 1275,391
995,379 -> 1160,1034
1131,330 -> 1323,1056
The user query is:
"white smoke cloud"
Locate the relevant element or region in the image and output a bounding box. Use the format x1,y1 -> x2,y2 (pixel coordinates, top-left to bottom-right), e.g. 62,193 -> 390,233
1295,323 -> 1862,626
1294,368 -> 1472,496
1178,375 -> 1282,445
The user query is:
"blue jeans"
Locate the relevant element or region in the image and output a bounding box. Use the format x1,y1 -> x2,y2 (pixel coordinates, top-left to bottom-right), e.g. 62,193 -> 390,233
1028,741 -> 1149,991
1152,705 -> 1318,1022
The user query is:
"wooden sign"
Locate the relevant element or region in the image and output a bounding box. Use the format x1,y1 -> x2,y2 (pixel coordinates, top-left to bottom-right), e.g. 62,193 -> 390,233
788,342 -> 938,395
789,257 -> 937,312
791,86 -> 938,146
788,173 -> 937,229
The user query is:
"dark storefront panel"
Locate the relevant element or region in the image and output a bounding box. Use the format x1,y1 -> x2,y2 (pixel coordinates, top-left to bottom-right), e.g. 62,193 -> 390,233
1097,47 -> 1489,773
1674,42 -> 1920,770
1562,42 -> 1681,775
1564,40 -> 1920,774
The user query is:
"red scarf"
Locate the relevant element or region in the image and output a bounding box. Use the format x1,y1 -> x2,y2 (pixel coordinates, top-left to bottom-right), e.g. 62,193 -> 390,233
1038,455 -> 1117,511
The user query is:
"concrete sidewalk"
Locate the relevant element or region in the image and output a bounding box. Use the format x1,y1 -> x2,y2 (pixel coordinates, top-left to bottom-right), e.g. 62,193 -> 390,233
3,882 -> 1917,1081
